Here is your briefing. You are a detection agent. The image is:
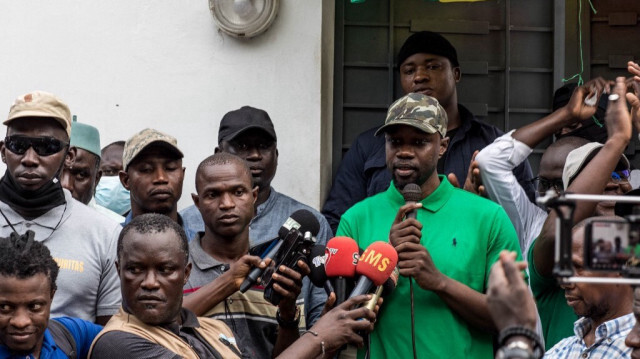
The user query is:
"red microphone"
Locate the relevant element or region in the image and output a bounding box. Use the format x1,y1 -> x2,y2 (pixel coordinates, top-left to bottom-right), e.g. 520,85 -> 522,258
349,241 -> 399,298
325,236 -> 359,305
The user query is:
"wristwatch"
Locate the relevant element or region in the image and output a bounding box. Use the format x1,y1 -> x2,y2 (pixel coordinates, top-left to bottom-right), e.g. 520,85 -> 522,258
497,326 -> 543,359
496,340 -> 536,359
276,308 -> 301,329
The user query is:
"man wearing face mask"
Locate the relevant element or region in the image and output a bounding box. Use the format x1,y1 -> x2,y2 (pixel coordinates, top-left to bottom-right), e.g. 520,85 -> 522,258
61,119 -> 124,223
0,91 -> 121,325
95,141 -> 130,217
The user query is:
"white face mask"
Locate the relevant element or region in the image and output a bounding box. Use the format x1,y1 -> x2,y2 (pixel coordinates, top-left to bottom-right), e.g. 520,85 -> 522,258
95,176 -> 131,215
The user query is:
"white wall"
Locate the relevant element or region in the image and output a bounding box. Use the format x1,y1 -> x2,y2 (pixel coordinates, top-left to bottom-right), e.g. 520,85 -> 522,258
0,0 -> 333,210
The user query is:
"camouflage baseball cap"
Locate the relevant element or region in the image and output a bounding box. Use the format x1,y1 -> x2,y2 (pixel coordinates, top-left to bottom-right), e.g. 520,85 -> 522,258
5,91 -> 72,137
375,93 -> 448,137
123,128 -> 183,171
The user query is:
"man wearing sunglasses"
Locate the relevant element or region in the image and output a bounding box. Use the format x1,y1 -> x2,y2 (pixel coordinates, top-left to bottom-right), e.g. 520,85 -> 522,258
0,91 -> 122,325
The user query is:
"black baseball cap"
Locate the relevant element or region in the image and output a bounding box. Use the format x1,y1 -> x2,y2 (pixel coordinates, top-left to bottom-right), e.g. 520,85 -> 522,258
218,106 -> 277,143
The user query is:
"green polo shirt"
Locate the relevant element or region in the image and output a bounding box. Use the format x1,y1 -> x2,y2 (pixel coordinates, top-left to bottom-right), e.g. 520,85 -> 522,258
527,238 -> 577,349
337,176 -> 521,359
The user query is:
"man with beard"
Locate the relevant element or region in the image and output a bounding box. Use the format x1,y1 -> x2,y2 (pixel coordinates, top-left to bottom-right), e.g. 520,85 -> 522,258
0,91 -> 121,324
543,221 -> 634,358
322,30 -> 535,234
119,128 -> 197,240
336,93 -> 521,358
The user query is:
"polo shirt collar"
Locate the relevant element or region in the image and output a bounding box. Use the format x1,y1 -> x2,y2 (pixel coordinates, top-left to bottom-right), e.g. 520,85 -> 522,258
160,308 -> 201,335
574,312 -> 635,343
0,190 -> 71,230
189,233 -> 226,271
40,328 -> 57,355
386,175 -> 454,213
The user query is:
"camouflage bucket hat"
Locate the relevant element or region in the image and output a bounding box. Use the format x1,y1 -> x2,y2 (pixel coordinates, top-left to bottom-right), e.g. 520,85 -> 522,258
123,128 -> 183,171
375,93 -> 448,137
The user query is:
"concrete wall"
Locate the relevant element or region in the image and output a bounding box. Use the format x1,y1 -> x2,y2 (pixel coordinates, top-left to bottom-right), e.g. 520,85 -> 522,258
0,0 -> 333,210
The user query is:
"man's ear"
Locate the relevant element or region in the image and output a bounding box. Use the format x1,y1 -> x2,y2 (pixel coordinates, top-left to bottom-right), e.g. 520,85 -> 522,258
191,193 -> 200,209
453,67 -> 461,83
0,141 -> 5,163
65,146 -> 77,168
184,262 -> 192,284
251,185 -> 259,205
439,136 -> 450,158
95,169 -> 103,188
119,170 -> 130,190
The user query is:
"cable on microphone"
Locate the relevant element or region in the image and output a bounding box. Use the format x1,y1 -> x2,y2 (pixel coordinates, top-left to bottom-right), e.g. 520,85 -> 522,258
402,183 -> 421,359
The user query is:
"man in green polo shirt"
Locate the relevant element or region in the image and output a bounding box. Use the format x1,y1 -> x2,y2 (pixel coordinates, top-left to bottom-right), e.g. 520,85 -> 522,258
337,93 -> 521,359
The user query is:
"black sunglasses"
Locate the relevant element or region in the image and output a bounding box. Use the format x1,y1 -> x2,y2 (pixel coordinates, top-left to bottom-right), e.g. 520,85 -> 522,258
4,135 -> 68,156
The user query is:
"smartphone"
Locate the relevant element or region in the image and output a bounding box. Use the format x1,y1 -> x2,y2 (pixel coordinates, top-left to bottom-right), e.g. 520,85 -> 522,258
584,218 -> 640,271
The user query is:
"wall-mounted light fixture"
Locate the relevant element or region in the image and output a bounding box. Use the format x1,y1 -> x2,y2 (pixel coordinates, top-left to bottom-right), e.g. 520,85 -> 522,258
209,0 -> 279,38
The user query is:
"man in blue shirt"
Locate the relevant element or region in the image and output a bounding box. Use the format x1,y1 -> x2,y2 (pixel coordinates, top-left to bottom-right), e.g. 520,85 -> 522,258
0,232 -> 102,358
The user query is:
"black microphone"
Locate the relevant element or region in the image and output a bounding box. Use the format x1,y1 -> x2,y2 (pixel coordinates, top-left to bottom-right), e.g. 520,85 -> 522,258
402,183 -> 422,220
239,209 -> 321,293
308,244 -> 334,296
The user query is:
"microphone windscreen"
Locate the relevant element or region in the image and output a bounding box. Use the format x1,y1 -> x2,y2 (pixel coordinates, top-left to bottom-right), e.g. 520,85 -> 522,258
356,242 -> 398,286
402,183 -> 422,203
278,209 -> 321,238
308,244 -> 328,287
325,236 -> 359,277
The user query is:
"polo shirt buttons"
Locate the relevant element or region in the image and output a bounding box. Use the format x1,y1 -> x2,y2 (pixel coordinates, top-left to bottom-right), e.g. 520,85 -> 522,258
582,353 -> 588,358
25,222 -> 31,227
228,298 -> 233,305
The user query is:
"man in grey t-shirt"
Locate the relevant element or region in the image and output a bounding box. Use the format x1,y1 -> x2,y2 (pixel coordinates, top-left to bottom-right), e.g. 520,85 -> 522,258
0,91 -> 121,324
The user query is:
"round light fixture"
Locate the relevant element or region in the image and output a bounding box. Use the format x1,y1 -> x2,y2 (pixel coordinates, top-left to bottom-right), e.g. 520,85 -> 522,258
209,0 -> 279,39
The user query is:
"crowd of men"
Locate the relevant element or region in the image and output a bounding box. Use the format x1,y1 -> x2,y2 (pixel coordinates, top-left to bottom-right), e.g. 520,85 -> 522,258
2,30 -> 640,359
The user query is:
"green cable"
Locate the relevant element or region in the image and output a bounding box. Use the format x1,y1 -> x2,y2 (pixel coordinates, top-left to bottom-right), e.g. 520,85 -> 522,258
562,0 -> 601,127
